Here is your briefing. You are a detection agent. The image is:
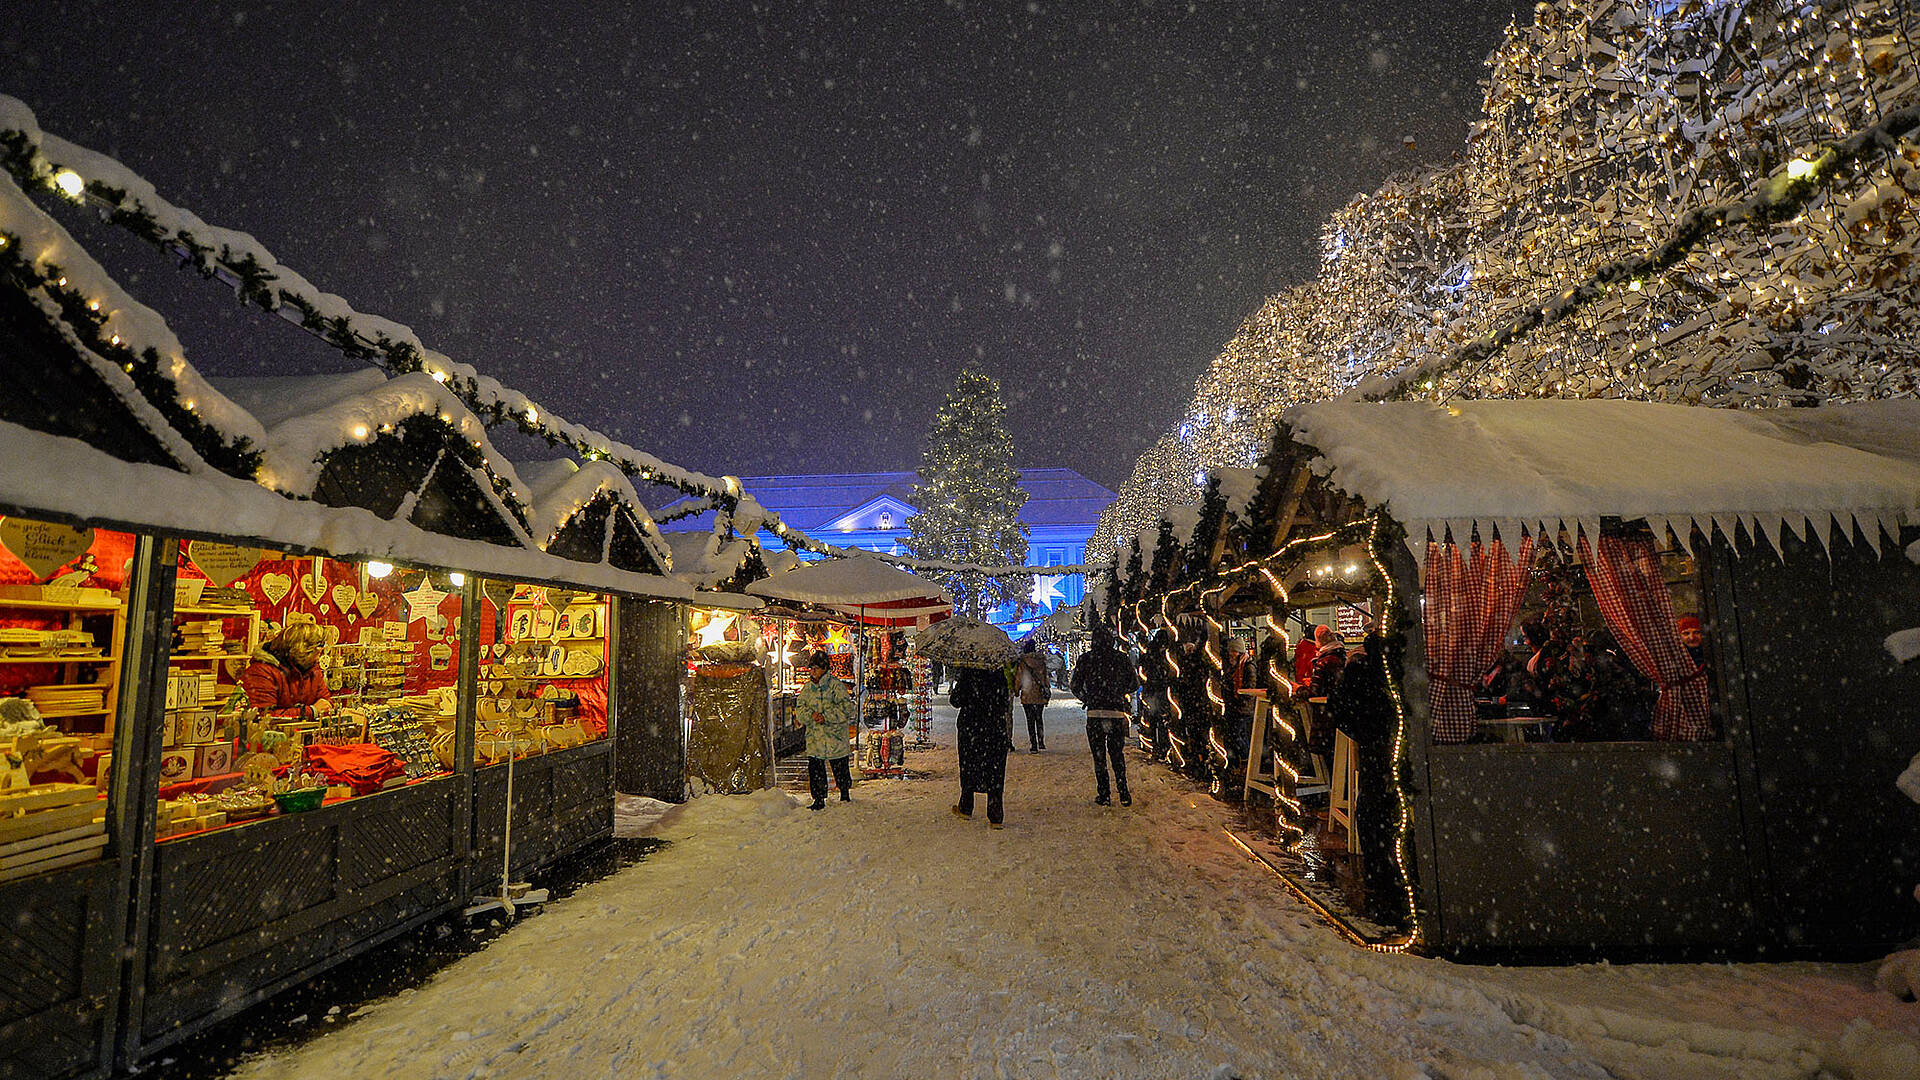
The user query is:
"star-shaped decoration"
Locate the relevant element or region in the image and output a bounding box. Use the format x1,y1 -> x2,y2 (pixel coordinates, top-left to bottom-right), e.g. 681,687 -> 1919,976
403,581 -> 448,623
1028,574 -> 1065,611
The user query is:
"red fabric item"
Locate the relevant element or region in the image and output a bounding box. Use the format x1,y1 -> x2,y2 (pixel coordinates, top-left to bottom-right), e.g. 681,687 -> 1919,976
1579,533 -> 1713,741
574,679 -> 608,737
1292,639 -> 1319,686
1423,533 -> 1536,743
242,655 -> 331,717
304,742 -> 407,794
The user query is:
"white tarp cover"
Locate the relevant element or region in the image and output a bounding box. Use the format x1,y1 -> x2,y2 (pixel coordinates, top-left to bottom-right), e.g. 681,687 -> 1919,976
747,551 -> 951,610
1284,399 -> 1920,560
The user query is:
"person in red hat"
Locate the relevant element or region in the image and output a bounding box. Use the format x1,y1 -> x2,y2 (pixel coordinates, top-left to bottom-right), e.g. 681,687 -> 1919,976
1676,614 -> 1718,705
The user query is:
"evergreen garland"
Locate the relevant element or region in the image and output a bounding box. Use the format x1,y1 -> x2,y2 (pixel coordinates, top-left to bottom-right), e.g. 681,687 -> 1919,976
0,234 -> 261,477
905,369 -> 1031,620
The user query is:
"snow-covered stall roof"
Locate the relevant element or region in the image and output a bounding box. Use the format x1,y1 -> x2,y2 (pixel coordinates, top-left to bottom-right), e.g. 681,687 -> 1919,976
0,421 -> 693,602
747,552 -> 952,624
518,457 -> 674,572
662,530 -> 761,592
0,155 -> 263,466
1284,399 -> 1920,560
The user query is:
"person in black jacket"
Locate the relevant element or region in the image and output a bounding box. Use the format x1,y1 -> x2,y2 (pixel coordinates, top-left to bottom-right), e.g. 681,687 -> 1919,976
1070,625 -> 1135,807
949,665 -> 1010,827
1328,632 -> 1404,924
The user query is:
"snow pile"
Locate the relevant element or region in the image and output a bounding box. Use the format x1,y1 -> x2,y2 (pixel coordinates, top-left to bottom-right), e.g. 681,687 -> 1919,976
611,794 -> 681,838
221,701 -> 1920,1080
518,458 -> 674,571
1288,399 -> 1920,560
746,550 -> 950,606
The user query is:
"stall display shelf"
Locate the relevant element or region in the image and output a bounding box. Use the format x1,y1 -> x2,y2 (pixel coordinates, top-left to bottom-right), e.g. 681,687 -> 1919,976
1,591 -> 130,735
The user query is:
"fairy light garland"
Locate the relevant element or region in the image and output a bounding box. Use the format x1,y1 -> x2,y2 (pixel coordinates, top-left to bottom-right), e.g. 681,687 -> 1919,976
1095,0 -> 1920,548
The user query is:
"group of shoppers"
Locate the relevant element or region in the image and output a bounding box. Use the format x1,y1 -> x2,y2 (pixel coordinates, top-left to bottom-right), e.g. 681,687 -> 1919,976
801,629 -> 1137,829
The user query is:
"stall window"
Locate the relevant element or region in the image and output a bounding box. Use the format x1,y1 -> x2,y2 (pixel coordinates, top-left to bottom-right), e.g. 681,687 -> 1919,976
1464,530 -> 1719,744
475,580 -> 610,764
158,546 -> 465,837
0,517 -> 137,876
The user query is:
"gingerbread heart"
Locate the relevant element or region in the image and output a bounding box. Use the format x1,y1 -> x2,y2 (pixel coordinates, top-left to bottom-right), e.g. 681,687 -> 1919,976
331,583 -> 357,613
356,593 -> 379,619
259,572 -> 293,606
300,573 -> 325,605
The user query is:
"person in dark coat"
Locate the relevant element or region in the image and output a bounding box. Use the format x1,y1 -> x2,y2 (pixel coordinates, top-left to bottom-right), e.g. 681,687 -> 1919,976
949,664 -> 1010,827
1070,625 -> 1134,806
1328,632 -> 1404,924
1170,637 -> 1211,780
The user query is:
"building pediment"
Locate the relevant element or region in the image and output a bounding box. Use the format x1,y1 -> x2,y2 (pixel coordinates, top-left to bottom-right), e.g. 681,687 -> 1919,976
822,495 -> 917,534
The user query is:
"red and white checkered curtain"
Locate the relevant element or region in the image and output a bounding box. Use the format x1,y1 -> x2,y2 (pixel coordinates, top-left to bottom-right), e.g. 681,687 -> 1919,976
1578,532 -> 1713,741
1423,533 -> 1535,743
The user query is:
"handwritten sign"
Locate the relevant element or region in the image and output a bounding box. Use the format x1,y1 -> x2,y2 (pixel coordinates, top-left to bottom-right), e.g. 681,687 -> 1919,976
186,541 -> 264,588
0,518 -> 92,580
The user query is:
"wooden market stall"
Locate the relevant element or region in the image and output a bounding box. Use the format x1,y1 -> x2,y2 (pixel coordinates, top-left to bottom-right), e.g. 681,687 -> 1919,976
0,103 -> 704,1079
1110,398 -> 1920,960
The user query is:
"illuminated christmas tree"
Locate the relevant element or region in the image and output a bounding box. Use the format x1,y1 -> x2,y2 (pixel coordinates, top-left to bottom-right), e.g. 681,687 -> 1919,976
906,369 -> 1031,620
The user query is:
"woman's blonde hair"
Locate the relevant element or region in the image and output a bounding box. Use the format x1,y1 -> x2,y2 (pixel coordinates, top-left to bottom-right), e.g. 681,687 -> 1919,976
268,620 -> 327,659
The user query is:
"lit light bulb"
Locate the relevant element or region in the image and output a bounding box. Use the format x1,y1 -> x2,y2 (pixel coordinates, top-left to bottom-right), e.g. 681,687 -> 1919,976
429,369 -> 448,383
365,561 -> 394,579
351,424 -> 370,440
524,406 -> 538,423
448,572 -> 466,587
52,170 -> 83,198
1785,157 -> 1816,179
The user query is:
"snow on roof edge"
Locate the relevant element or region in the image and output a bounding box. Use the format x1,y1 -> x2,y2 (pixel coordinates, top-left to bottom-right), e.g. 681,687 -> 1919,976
0,421 -> 693,602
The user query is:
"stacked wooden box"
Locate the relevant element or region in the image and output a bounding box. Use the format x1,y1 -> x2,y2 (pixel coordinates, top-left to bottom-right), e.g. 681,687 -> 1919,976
0,783 -> 106,883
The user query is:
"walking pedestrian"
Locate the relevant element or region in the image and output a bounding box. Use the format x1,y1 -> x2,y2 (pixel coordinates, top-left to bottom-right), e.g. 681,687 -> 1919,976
950,664 -> 1010,827
1044,645 -> 1067,691
929,658 -> 944,693
1070,624 -> 1133,807
797,650 -> 853,810
1016,640 -> 1051,751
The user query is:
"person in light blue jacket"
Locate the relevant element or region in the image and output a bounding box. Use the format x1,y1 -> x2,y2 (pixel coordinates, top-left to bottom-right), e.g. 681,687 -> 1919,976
797,650 -> 854,810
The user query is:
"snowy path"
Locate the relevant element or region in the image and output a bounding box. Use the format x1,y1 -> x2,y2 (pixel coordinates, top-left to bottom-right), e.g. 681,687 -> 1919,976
229,701 -> 1920,1080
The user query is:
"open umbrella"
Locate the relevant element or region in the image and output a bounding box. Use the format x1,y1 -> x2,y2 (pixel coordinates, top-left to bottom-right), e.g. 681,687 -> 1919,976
912,616 -> 1017,670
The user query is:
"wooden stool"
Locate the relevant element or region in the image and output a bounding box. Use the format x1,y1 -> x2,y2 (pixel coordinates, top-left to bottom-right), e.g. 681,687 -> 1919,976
1240,691 -> 1275,804
1327,730 -> 1359,853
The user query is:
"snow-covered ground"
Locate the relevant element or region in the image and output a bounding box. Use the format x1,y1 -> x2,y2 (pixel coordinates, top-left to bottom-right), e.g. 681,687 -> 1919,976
227,701 -> 1919,1080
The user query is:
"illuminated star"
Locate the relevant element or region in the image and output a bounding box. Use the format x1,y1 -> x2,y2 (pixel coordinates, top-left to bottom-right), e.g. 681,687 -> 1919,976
1028,574 -> 1065,611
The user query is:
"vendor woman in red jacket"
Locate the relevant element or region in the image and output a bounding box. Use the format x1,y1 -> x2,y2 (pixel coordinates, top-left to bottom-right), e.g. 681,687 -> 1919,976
243,622 -> 333,718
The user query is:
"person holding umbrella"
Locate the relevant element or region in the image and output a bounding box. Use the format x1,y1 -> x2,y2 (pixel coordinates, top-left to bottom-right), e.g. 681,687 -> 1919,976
950,663 -> 1011,827
912,616 -> 1020,827
797,650 -> 854,810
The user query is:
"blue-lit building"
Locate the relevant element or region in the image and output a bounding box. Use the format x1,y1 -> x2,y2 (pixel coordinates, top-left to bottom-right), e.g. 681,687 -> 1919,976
657,469 -> 1116,634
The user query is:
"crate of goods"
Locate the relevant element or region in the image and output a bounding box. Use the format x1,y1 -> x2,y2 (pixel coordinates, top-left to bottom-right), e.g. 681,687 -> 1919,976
25,684 -> 108,716
177,623 -> 226,655
0,784 -> 105,882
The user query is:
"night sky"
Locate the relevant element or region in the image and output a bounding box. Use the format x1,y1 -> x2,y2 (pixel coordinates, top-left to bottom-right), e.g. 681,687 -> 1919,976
5,2 -> 1528,490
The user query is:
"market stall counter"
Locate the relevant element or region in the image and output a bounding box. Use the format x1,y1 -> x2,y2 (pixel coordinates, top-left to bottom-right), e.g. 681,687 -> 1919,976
124,543 -> 472,1058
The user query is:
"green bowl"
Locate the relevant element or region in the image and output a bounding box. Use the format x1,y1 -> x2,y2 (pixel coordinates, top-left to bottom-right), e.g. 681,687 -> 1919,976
272,787 -> 327,813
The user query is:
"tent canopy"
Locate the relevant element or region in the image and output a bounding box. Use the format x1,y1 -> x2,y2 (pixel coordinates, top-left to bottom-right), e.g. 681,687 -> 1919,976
746,552 -> 951,626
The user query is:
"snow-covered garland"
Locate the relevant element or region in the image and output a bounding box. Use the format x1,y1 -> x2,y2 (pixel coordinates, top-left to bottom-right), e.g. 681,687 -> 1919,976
0,98 -> 741,504
0,96 -> 1095,589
